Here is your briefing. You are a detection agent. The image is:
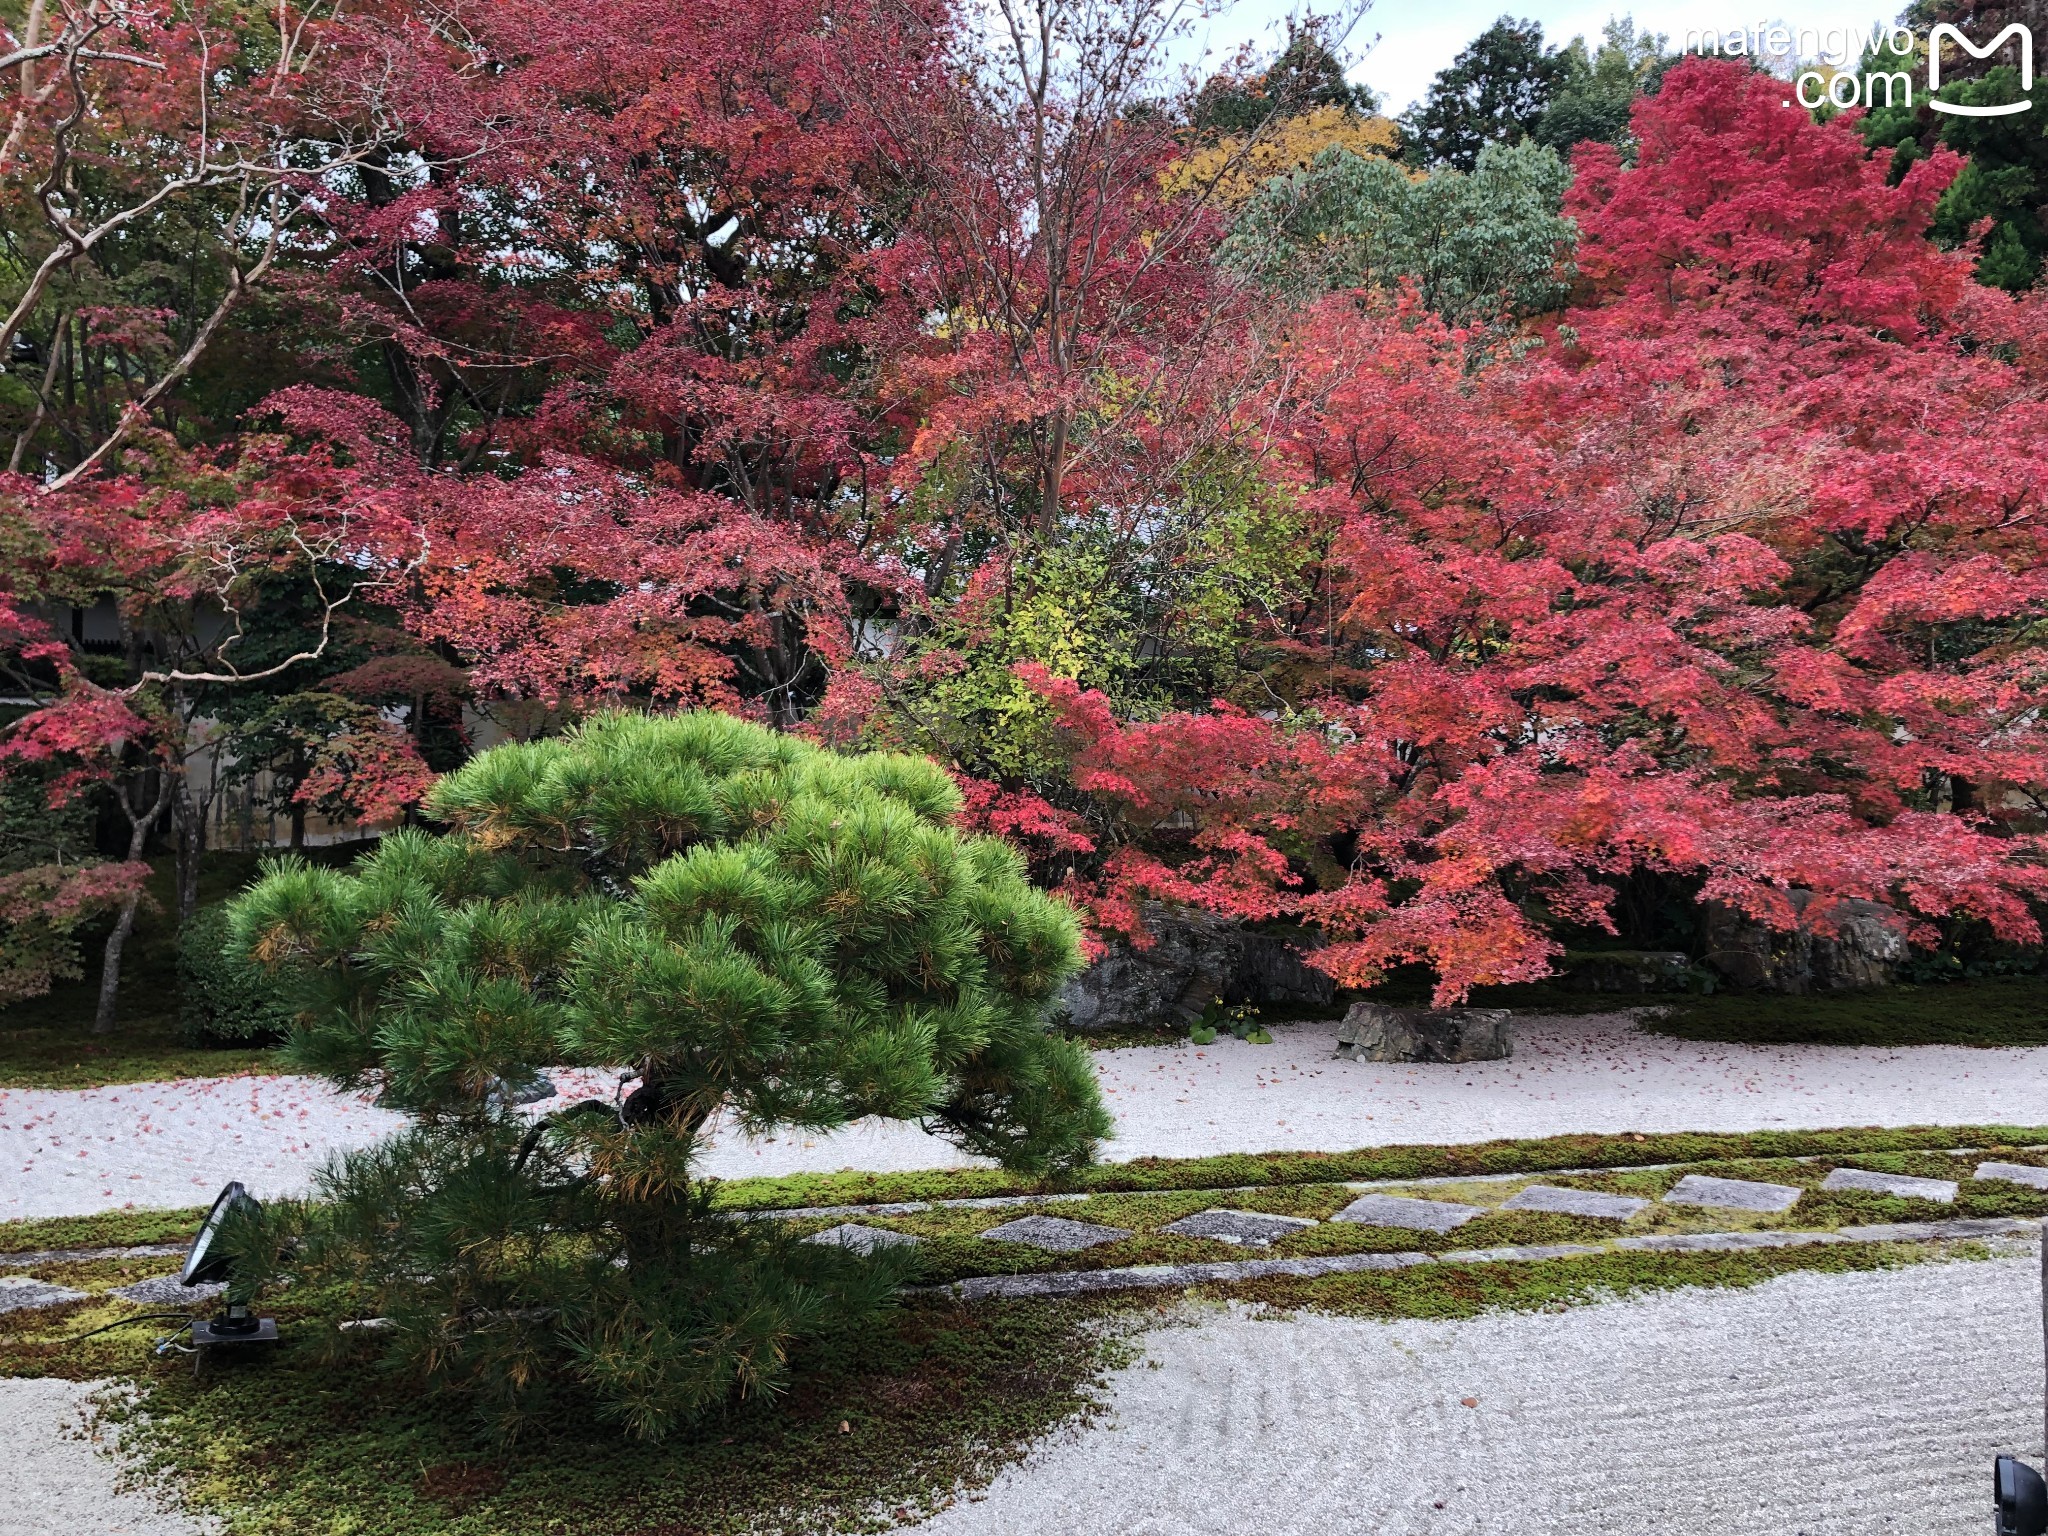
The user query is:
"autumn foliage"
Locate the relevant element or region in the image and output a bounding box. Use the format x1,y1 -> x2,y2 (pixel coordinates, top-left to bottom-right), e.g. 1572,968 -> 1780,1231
2,17 -> 2046,1009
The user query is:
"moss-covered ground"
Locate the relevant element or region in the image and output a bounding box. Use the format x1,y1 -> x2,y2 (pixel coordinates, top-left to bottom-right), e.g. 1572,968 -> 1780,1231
2,1127 -> 2035,1536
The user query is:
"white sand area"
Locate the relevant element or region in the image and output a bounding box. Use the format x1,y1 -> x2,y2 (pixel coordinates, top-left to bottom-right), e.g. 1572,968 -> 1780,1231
6,1014 -> 2046,1219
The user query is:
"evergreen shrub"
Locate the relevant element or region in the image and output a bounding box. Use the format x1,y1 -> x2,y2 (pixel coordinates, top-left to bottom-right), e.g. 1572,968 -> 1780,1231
229,711 -> 1108,1437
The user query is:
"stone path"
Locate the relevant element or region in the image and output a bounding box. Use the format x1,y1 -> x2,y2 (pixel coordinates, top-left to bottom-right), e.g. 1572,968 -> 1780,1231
1821,1167 -> 1959,1202
1160,1210 -> 1317,1247
905,1254 -> 2045,1535
1663,1173 -> 1803,1212
1331,1171 -> 1835,1235
1332,1194 -> 1482,1233
1982,1162 -> 2048,1191
0,1275 -> 88,1313
16,1012 -> 2048,1215
981,1215 -> 1131,1252
929,1217 -> 2040,1301
806,1222 -> 921,1255
1498,1184 -> 1647,1220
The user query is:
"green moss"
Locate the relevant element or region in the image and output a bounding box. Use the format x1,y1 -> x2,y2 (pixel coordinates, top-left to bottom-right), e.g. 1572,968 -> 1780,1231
708,1124 -> 2048,1211
1642,975 -> 2048,1047
107,1299 -> 1130,1536
0,1206 -> 205,1255
1217,1237 -> 1947,1319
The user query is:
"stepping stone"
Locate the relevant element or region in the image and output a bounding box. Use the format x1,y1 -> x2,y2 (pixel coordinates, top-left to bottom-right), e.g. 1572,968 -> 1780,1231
1160,1209 -> 1318,1247
1331,1193 -> 1483,1234
1662,1174 -> 1802,1213
979,1214 -> 1130,1252
803,1223 -> 921,1256
1975,1162 -> 2048,1192
0,1276 -> 89,1314
1499,1184 -> 1648,1221
110,1276 -> 226,1306
1820,1168 -> 1957,1203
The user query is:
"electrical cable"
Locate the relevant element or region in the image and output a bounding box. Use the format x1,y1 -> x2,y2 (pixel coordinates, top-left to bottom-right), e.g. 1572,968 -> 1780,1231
61,1311 -> 195,1345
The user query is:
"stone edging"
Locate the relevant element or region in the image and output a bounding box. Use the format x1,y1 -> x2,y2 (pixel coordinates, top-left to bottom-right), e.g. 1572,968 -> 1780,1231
0,1243 -> 186,1269
917,1217 -> 2042,1301
736,1144 -> 2048,1223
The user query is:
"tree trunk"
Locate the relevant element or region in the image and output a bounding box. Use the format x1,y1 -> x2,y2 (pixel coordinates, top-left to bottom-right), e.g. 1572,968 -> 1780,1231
174,771 -> 206,922
92,769 -> 173,1035
289,747 -> 307,850
92,895 -> 143,1035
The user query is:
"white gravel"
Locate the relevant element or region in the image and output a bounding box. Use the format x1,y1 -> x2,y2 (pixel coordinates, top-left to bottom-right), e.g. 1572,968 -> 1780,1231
908,1253 -> 2047,1536
8,1014 -> 2048,1218
0,1377 -> 209,1536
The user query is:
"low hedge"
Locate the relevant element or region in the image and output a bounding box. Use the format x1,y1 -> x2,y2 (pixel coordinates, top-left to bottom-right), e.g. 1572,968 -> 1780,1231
176,903 -> 297,1046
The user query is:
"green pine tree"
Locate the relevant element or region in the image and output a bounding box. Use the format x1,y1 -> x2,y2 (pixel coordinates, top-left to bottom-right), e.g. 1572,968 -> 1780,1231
229,711 -> 1109,1438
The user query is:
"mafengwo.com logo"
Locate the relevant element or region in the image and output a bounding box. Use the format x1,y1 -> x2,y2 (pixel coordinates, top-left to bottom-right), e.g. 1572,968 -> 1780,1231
1682,18 -> 2032,113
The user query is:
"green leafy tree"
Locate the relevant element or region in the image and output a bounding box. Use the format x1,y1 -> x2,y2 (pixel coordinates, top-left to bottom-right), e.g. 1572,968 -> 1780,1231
229,711 -> 1106,1437
1533,17 -> 1675,156
1402,16 -> 1568,170
1222,139 -> 1577,326
1859,10 -> 2048,291
1195,20 -> 1379,134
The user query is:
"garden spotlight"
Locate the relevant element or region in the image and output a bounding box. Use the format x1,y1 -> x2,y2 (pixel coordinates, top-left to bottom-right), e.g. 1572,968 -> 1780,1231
1996,1455 -> 2046,1536
182,1180 -> 279,1365
1989,1236 -> 2048,1535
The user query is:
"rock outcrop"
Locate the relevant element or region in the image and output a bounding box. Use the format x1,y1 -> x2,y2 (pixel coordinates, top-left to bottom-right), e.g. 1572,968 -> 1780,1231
1053,905 -> 1334,1033
1333,1002 -> 1513,1063
1702,891 -> 1908,993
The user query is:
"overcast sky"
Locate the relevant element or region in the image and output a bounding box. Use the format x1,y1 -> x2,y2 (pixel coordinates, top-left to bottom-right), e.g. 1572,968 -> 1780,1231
1190,0 -> 1912,111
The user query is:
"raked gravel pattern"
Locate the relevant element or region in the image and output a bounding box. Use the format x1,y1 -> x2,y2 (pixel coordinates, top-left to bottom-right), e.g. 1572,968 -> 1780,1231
907,1254 -> 2045,1536
0,1377 -> 211,1536
10,1013 -> 2048,1216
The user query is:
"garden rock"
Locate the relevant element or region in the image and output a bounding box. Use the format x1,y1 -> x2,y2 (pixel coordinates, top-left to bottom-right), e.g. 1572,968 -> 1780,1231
0,1276 -> 88,1313
1976,1162 -> 2048,1192
1560,950 -> 1700,994
1702,890 -> 1907,993
1331,1193 -> 1483,1233
1500,1184 -> 1649,1221
979,1214 -> 1130,1252
1662,1174 -> 1803,1212
1334,1003 -> 1512,1063
109,1276 -> 226,1306
1052,904 -> 1332,1032
803,1223 -> 921,1255
1820,1168 -> 1958,1203
1160,1209 -> 1317,1247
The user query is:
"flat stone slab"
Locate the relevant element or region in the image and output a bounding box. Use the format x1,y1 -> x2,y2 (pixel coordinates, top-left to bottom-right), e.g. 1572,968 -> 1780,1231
1438,1243 -> 1608,1264
1662,1174 -> 1803,1213
109,1276 -> 225,1306
1618,1230 -> 1843,1254
1160,1209 -> 1318,1247
1821,1168 -> 1957,1203
0,1276 -> 90,1314
1332,1193 -> 1484,1233
980,1214 -> 1130,1252
804,1223 -> 921,1256
0,1244 -> 186,1269
763,1193 -> 1090,1221
937,1249 -> 1435,1300
1500,1184 -> 1649,1221
1975,1162 -> 2048,1191
1839,1217 -> 2040,1244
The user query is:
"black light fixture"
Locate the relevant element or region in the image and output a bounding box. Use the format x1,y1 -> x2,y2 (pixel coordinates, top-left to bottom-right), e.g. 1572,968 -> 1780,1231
1996,1455 -> 2046,1536
1992,1237 -> 2048,1535
182,1181 -> 279,1362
